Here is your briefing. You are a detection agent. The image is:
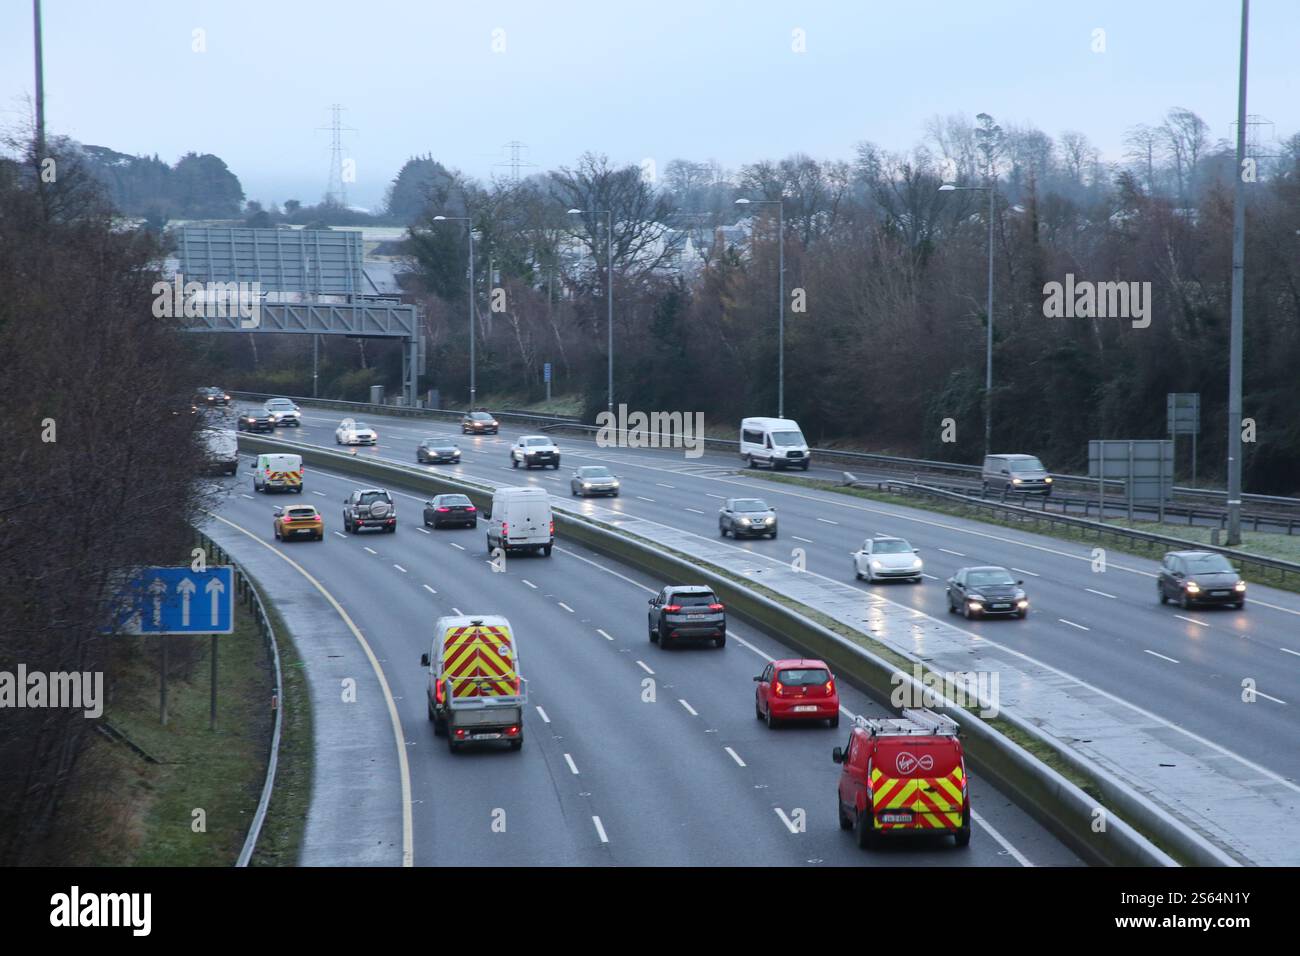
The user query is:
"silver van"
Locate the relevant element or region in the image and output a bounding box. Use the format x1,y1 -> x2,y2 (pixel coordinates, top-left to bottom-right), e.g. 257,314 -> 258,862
981,454 -> 1052,496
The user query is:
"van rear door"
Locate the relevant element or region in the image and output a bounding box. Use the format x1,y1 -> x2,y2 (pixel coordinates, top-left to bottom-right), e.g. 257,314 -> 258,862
869,737 -> 965,832
509,495 -> 550,544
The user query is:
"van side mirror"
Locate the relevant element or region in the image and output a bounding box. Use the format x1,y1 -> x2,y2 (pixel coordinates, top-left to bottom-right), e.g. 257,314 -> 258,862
648,598 -> 656,605
752,675 -> 762,682
420,653 -> 429,667
1017,580 -> 1024,586
832,747 -> 845,764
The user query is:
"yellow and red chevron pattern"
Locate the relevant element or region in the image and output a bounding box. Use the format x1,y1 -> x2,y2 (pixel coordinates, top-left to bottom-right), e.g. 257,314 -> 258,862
266,469 -> 303,487
870,765 -> 965,830
443,625 -> 516,698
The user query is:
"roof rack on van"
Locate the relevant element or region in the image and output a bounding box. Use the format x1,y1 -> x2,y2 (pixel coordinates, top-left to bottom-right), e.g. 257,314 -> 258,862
853,709 -> 959,737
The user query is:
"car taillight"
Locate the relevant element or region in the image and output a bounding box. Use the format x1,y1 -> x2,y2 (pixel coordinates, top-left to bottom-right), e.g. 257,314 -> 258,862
773,681 -> 785,697
502,521 -> 509,537
663,604 -> 681,612
824,679 -> 835,695
435,679 -> 444,704
455,728 -> 467,739
436,507 -> 450,512
512,677 -> 521,694
549,519 -> 555,535
708,603 -> 724,611
312,516 -> 321,522
466,506 -> 476,512
506,725 -> 519,736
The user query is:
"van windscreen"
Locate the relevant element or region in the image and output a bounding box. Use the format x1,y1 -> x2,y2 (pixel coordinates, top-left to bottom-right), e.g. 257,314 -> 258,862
771,431 -> 804,446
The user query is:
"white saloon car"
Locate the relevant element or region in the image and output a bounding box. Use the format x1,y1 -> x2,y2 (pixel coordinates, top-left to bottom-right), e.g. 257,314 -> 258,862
852,536 -> 923,583
335,418 -> 378,446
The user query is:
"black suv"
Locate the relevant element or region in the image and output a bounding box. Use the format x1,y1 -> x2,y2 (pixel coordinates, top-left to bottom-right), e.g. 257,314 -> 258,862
1158,551 -> 1246,610
343,488 -> 397,533
237,410 -> 273,432
648,586 -> 726,648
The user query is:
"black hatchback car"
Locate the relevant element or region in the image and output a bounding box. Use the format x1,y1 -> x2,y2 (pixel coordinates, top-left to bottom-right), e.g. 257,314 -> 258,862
648,586 -> 726,648
423,494 -> 478,529
946,566 -> 1029,619
237,410 -> 274,432
195,386 -> 231,407
1158,551 -> 1246,610
462,411 -> 499,435
417,438 -> 461,464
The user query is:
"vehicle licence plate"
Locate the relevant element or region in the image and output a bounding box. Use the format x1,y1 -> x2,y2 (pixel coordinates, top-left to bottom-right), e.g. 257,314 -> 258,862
793,705 -> 817,712
471,732 -> 502,740
992,603 -> 1009,609
1211,591 -> 1229,597
880,812 -> 913,824
687,614 -> 707,620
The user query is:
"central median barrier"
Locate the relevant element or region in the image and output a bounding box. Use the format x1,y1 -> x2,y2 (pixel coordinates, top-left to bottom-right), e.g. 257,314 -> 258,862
235,434 -> 1231,866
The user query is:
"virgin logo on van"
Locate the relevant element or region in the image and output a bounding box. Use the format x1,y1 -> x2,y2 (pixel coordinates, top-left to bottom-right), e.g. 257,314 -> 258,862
895,752 -> 933,774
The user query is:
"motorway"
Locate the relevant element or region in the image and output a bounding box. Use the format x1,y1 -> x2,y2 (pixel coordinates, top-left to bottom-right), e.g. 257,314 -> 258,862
209,439 -> 1080,866
234,403 -> 1300,794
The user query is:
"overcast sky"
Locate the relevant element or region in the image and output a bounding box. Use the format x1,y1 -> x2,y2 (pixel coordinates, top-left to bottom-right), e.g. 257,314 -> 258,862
2,1 -> 1295,210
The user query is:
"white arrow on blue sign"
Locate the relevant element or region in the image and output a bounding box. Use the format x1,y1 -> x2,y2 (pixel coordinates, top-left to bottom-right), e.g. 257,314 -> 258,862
111,566 -> 235,635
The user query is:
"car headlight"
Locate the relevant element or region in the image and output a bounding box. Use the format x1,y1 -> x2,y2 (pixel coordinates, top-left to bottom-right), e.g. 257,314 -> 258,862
611,481 -> 620,488
582,482 -> 591,489
871,560 -> 883,570
738,518 -> 751,524
453,450 -> 461,457
1044,477 -> 1053,484
912,558 -> 923,569
765,516 -> 775,524
1012,478 -> 1023,485
1017,600 -> 1029,608
1234,582 -> 1246,592
1186,582 -> 1201,593
968,601 -> 984,611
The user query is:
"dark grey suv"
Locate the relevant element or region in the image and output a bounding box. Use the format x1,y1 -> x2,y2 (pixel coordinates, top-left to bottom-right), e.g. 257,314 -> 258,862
719,498 -> 778,539
343,488 -> 397,533
648,586 -> 726,648
1158,551 -> 1246,610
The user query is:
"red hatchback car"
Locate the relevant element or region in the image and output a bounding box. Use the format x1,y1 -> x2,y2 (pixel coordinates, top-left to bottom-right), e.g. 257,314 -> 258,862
753,659 -> 840,728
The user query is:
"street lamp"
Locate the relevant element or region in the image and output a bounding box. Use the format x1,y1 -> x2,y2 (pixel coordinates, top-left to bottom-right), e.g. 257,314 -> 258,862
734,197 -> 786,418
432,215 -> 476,408
567,207 -> 614,417
939,181 -> 996,455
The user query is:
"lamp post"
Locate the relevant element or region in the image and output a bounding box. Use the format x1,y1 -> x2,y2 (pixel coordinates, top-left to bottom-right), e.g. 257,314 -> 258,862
939,181 -> 996,455
432,215 -> 475,408
1225,0 -> 1250,546
734,197 -> 786,418
567,208 -> 614,417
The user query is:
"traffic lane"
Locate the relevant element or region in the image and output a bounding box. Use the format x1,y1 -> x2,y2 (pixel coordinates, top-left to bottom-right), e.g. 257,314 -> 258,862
216,478 -> 585,866
219,471 -> 899,866
219,464 -> 1069,866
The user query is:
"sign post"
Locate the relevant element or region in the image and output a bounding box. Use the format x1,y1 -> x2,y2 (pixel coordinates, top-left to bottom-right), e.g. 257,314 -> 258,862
1167,392 -> 1201,485
544,362 -> 552,403
110,566 -> 235,726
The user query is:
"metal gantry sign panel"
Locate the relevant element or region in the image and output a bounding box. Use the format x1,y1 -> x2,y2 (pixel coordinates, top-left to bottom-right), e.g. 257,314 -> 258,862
1167,392 -> 1201,436
1088,440 -> 1174,504
176,226 -> 364,295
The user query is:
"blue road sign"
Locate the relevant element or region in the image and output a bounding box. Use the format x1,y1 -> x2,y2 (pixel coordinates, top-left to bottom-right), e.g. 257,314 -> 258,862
543,362 -> 552,383
109,566 -> 235,635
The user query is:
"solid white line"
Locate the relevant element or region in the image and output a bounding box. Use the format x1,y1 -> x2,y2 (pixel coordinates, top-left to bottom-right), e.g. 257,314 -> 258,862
1011,567 -> 1039,577
563,753 -> 580,775
1059,619 -> 1090,631
792,535 -> 814,543
206,512 -> 414,867
363,546 -> 377,555
535,706 -> 551,723
558,602 -> 575,613
970,810 -> 1034,867
423,584 -> 437,595
1144,650 -> 1181,664
816,517 -> 839,525
393,564 -> 407,573
938,548 -> 966,557
1281,648 -> 1300,658
596,628 -> 614,641
1255,691 -> 1287,705
684,507 -> 706,514
724,746 -> 746,767
522,579 -> 538,589
636,496 -> 656,502
1085,588 -> 1117,599
592,816 -> 609,844
450,542 -> 465,551
678,699 -> 697,716
1173,615 -> 1208,627
774,808 -> 801,834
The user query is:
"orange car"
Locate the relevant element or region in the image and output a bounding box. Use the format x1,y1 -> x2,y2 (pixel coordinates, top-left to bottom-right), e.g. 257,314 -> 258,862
274,504 -> 324,541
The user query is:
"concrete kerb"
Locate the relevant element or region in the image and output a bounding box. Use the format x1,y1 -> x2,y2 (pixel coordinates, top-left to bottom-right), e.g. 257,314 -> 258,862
236,435 -> 1211,867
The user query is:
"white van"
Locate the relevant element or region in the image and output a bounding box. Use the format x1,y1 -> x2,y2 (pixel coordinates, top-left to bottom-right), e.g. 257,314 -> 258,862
486,487 -> 553,556
252,453 -> 304,493
200,426 -> 239,476
739,417 -> 810,471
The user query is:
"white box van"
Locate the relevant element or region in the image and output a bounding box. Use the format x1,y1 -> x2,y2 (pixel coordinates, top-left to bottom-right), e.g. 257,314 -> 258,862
200,427 -> 239,476
486,487 -> 554,556
252,453 -> 304,493
739,417 -> 810,471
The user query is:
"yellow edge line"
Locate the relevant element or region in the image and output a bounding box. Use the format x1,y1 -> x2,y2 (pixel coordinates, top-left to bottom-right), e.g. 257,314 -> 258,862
207,511 -> 415,867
